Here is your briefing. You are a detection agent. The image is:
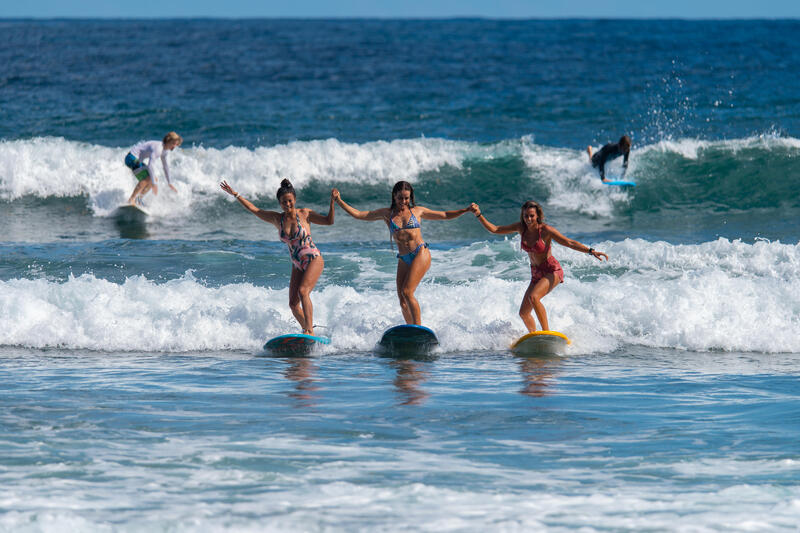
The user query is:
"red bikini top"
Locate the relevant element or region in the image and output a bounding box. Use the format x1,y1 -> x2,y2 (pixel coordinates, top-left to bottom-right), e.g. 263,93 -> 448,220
521,225 -> 550,254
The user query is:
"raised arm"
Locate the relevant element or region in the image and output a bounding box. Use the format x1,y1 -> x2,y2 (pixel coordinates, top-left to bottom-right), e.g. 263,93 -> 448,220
546,224 -> 608,261
332,188 -> 389,221
220,180 -> 280,227
416,205 -> 472,221
305,189 -> 336,226
470,203 -> 522,235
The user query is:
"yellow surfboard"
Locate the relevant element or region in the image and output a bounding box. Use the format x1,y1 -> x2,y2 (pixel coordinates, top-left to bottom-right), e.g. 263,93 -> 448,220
511,330 -> 571,356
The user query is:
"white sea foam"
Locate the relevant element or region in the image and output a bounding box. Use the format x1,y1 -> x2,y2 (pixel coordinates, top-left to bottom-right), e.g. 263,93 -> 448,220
1,238 -> 798,353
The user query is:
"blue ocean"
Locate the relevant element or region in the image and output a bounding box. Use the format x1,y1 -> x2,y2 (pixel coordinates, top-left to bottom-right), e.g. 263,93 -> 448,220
2,19 -> 800,531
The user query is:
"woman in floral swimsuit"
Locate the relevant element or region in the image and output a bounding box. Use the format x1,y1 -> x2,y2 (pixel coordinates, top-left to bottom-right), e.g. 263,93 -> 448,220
221,179 -> 334,336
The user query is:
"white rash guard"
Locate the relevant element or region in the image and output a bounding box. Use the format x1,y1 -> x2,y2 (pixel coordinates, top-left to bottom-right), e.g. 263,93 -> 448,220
129,140 -> 172,185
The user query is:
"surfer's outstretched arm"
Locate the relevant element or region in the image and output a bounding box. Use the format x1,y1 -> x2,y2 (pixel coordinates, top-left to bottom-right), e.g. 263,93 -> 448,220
305,189 -> 336,226
220,180 -> 280,227
470,203 -> 520,234
332,188 -> 389,221
547,225 -> 608,261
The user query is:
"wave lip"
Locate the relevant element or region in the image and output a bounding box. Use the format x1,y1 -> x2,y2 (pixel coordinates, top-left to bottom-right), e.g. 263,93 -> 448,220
3,134 -> 799,223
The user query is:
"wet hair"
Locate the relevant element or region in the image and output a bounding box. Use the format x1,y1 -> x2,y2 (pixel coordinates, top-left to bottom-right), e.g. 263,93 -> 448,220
520,201 -> 544,226
619,135 -> 631,152
390,181 -> 416,211
276,178 -> 296,202
163,131 -> 182,146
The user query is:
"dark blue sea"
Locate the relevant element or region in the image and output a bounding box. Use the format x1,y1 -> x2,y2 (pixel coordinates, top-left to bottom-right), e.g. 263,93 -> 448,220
1,19 -> 799,531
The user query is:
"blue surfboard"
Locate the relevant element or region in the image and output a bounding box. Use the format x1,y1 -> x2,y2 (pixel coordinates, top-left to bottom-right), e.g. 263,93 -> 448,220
378,324 -> 439,356
263,333 -> 330,356
603,180 -> 636,187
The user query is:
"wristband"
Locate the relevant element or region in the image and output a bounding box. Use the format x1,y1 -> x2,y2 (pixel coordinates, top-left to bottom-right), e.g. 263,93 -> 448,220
235,193 -> 241,199
588,248 -> 594,254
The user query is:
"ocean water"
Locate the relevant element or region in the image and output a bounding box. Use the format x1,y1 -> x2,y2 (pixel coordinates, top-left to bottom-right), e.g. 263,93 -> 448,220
1,19 -> 800,531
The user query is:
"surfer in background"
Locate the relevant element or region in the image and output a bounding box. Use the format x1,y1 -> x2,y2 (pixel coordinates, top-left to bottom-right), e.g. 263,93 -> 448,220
587,135 -> 631,182
470,201 -> 608,332
332,182 -> 472,326
220,179 -> 335,336
125,132 -> 182,205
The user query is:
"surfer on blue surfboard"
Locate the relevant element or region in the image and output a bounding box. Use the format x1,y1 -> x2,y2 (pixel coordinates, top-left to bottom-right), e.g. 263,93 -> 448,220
124,132 -> 182,206
587,135 -> 631,182
333,182 -> 472,326
470,200 -> 608,332
220,178 -> 335,336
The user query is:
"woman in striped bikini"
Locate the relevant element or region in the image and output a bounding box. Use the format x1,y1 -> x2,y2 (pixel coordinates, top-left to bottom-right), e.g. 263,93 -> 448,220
333,181 -> 472,326
221,179 -> 334,336
470,200 -> 608,333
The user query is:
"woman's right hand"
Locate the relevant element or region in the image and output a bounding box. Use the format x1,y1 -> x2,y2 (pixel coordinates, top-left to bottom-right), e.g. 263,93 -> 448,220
220,180 -> 237,197
332,188 -> 341,203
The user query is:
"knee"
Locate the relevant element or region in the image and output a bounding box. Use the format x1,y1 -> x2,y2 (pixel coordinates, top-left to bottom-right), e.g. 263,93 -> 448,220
400,287 -> 415,301
297,285 -> 312,299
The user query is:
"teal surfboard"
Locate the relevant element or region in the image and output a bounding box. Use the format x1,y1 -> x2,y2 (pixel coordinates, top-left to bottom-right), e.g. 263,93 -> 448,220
263,333 -> 330,356
510,330 -> 571,356
378,324 -> 439,356
603,180 -> 636,187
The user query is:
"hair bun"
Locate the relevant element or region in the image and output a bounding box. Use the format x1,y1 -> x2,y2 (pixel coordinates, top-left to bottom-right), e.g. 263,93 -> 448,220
280,178 -> 293,188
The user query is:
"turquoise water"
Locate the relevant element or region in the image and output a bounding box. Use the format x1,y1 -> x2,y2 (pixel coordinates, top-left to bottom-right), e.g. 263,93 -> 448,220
1,19 -> 799,531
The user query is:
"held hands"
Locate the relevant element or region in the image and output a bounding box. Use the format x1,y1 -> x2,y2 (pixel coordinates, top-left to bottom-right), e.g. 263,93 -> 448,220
469,203 -> 481,217
331,188 -> 342,204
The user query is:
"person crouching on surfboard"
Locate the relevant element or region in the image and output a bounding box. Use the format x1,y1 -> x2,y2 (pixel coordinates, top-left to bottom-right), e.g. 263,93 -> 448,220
332,182 -> 472,326
587,135 -> 631,182
220,179 -> 334,336
470,201 -> 608,332
125,132 -> 182,205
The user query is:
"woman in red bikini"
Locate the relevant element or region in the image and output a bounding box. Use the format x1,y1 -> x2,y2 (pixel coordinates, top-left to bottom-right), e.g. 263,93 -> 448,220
470,201 -> 608,332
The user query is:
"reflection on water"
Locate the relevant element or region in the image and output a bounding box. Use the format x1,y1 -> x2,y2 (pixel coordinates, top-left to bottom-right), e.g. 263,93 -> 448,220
517,356 -> 561,397
283,358 -> 320,407
390,360 -> 429,406
115,219 -> 149,239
